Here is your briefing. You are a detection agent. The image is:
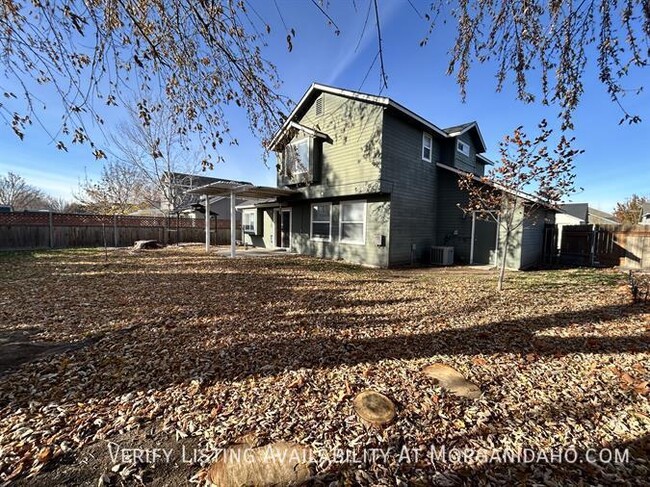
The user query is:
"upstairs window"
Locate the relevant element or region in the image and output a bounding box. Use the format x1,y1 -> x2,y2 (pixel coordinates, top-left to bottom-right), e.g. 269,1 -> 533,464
422,133 -> 432,162
457,139 -> 470,156
311,203 -> 331,241
340,201 -> 366,244
242,210 -> 256,233
283,138 -> 310,176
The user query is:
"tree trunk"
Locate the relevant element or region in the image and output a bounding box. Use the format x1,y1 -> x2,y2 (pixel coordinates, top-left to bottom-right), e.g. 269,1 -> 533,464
497,231 -> 509,291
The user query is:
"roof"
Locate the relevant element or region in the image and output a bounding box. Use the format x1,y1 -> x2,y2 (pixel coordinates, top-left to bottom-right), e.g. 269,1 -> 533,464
269,83 -> 486,152
443,121 -> 487,150
187,180 -> 298,199
270,121 -> 333,151
436,162 -> 558,210
560,203 -> 589,221
560,203 -> 617,224
164,172 -> 235,213
588,208 -> 618,224
236,198 -> 279,210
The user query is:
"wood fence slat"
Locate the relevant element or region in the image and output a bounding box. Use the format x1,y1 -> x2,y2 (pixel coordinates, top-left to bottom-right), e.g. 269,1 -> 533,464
0,211 -> 238,250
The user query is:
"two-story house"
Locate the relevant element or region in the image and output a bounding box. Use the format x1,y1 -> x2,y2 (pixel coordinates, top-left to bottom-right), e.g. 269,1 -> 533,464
238,83 -> 554,269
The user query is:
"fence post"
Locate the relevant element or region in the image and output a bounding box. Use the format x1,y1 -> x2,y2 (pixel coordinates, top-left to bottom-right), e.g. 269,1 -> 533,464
113,214 -> 118,247
48,210 -> 54,248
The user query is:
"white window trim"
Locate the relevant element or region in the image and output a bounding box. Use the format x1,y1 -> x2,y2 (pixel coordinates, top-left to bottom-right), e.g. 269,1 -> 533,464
284,138 -> 310,176
457,139 -> 470,156
339,200 -> 367,245
310,202 -> 332,242
242,209 -> 256,233
422,132 -> 432,162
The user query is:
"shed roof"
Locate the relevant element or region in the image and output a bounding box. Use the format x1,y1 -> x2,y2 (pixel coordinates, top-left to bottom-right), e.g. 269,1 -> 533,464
186,180 -> 297,199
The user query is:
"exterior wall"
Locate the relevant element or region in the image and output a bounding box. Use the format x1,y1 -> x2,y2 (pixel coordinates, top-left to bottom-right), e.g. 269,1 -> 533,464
498,203 -> 525,270
520,208 -> 555,269
380,112 -> 441,265
242,208 -> 275,247
435,170 -> 473,263
288,197 -> 390,267
556,212 -> 583,249
281,92 -> 384,199
453,132 -> 479,173
498,204 -> 555,270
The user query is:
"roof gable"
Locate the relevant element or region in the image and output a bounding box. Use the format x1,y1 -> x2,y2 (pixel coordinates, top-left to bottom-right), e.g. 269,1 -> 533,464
269,83 -> 485,152
443,121 -> 487,152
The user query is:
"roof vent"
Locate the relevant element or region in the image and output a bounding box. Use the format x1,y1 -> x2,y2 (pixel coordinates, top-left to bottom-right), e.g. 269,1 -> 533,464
315,96 -> 324,116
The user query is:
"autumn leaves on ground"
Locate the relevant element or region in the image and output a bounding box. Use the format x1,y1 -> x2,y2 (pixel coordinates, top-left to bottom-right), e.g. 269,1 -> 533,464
0,247 -> 648,486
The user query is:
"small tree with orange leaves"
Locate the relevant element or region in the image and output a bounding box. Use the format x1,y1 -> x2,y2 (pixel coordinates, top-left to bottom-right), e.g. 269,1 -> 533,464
459,120 -> 581,291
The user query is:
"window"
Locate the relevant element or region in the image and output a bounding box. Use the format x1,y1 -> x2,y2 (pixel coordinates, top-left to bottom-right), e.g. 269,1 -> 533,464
311,203 -> 331,241
422,132 -> 432,162
283,138 -> 310,176
315,96 -> 324,116
242,210 -> 256,233
457,139 -> 470,156
340,201 -> 366,244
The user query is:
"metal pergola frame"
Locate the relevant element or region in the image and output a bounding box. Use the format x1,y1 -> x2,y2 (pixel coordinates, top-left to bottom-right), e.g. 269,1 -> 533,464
187,180 -> 297,257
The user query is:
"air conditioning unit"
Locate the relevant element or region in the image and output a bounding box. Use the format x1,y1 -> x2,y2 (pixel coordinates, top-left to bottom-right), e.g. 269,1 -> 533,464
431,246 -> 454,266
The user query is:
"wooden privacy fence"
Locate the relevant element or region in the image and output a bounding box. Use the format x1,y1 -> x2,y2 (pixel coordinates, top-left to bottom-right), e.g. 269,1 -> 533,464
0,212 -> 237,250
560,224 -> 650,269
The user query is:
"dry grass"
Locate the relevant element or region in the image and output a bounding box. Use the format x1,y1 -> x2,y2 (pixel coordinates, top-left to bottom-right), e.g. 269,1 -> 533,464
0,246 -> 648,486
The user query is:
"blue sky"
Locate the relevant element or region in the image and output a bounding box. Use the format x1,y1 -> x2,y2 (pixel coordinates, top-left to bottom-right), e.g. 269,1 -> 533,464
1,0 -> 648,211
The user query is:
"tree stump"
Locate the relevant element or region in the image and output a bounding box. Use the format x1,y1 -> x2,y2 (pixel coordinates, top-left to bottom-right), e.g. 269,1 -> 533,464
422,363 -> 482,399
133,240 -> 162,250
353,390 -> 396,427
207,441 -> 312,487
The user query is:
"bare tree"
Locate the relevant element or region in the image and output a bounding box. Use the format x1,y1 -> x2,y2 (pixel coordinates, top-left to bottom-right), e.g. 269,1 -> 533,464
75,161 -> 155,215
614,194 -> 649,224
42,196 -> 78,213
109,103 -> 201,214
459,121 -> 581,291
0,171 -> 47,210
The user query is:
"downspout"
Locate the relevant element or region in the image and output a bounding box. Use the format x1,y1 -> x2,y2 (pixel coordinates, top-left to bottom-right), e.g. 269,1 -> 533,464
204,194 -> 210,252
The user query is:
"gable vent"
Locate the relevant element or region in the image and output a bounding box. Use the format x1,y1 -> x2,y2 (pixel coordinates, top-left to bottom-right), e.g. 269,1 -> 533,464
315,96 -> 324,116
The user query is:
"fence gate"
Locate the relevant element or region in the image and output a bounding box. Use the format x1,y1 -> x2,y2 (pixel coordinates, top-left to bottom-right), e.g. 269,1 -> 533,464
560,224 -> 650,268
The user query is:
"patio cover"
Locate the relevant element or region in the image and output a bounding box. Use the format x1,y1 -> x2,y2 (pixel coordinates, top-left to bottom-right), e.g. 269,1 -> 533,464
187,179 -> 297,256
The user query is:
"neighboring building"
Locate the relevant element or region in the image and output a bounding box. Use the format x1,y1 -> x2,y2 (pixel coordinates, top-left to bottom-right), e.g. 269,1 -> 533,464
558,203 -> 618,225
0,206 -> 12,213
176,195 -> 246,222
641,203 -> 650,224
130,172 -> 245,221
236,83 -> 555,269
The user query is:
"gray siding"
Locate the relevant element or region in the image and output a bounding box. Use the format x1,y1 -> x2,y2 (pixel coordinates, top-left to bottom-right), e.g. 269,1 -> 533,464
498,204 -> 555,270
284,92 -> 384,199
289,197 -> 390,267
520,208 -> 555,269
453,132 -> 477,173
380,112 -> 441,265
435,170 -> 473,263
243,208 -> 275,248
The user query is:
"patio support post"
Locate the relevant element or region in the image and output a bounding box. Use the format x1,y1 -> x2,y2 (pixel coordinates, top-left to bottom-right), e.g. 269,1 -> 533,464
230,190 -> 236,258
469,211 -> 476,265
204,194 -> 210,252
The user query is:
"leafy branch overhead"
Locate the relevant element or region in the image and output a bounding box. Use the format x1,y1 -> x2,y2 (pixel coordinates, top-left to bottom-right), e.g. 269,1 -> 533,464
0,0 -> 290,165
437,0 -> 649,128
1,1 -> 647,161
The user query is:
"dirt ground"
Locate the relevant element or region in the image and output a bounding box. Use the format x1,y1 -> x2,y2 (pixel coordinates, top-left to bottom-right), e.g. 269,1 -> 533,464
0,247 -> 648,486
